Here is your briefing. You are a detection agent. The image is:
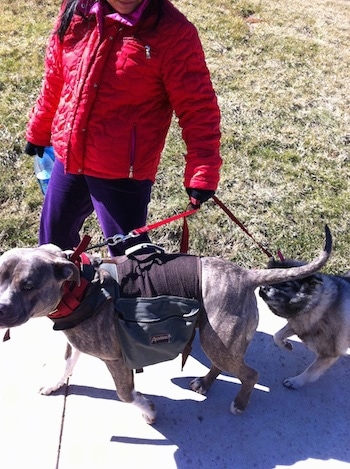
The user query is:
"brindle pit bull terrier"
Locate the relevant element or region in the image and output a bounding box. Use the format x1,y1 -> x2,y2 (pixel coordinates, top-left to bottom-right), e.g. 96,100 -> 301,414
0,226 -> 331,423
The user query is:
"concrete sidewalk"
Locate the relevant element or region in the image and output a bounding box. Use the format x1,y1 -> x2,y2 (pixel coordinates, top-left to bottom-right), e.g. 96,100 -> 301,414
0,292 -> 349,469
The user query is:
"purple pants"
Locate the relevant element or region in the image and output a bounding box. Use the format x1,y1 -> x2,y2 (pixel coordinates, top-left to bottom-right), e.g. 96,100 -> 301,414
39,160 -> 152,255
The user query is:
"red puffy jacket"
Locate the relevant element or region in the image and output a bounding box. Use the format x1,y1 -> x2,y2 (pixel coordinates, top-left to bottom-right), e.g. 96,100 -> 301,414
26,0 -> 221,190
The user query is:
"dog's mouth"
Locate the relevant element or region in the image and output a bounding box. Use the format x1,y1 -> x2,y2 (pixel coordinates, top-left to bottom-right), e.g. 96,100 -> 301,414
259,287 -> 303,318
0,315 -> 31,329
0,300 -> 32,328
258,286 -> 285,303
258,288 -> 270,301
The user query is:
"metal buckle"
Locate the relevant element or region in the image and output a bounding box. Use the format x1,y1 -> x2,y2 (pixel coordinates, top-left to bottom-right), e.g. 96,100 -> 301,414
106,231 -> 139,247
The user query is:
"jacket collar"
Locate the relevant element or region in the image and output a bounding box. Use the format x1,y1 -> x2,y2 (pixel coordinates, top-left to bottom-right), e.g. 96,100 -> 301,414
79,0 -> 150,28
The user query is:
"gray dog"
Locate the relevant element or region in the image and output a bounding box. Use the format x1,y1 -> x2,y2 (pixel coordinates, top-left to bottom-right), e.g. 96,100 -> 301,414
259,245 -> 350,389
0,226 -> 331,423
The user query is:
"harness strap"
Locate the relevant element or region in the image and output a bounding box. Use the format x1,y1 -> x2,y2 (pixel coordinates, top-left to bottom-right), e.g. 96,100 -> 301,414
181,327 -> 196,370
51,279 -> 117,331
3,329 -> 10,342
180,216 -> 190,253
50,277 -> 91,319
70,235 -> 92,262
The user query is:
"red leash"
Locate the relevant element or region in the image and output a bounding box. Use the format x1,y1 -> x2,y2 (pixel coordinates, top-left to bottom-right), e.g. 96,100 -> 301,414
133,207 -> 198,254
180,196 -> 275,258
87,208 -> 199,252
132,208 -> 198,236
133,208 -> 197,254
212,196 -> 274,258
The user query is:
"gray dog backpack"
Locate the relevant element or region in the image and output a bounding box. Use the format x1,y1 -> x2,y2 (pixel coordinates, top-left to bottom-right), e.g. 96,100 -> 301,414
115,295 -> 200,370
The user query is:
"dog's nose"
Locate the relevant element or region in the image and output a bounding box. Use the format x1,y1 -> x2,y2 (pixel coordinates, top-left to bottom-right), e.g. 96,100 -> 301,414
0,303 -> 20,328
0,302 -> 11,318
0,308 -> 6,326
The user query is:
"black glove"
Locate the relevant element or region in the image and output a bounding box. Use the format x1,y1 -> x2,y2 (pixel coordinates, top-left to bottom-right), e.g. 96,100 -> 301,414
186,188 -> 215,208
25,141 -> 45,158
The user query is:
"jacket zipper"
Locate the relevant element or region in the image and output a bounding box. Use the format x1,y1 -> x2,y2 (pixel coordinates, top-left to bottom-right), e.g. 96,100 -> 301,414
145,45 -> 151,59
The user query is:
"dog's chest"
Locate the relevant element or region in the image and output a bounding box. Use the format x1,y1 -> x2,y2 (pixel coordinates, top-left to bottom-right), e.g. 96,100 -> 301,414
116,252 -> 201,299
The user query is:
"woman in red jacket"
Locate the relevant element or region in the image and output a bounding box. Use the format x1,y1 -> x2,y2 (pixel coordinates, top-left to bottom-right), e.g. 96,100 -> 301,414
25,0 -> 221,254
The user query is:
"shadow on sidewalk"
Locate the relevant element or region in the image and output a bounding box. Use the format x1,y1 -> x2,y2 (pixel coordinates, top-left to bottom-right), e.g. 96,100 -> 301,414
108,331 -> 350,468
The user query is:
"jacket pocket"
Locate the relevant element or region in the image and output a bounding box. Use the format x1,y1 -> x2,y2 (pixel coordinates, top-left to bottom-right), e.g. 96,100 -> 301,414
121,37 -> 155,65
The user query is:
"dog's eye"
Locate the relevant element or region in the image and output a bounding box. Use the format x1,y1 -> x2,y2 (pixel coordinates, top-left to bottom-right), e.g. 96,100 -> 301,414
21,280 -> 34,291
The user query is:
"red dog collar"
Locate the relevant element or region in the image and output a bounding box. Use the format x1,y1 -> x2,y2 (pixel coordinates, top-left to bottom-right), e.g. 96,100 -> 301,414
49,251 -> 92,319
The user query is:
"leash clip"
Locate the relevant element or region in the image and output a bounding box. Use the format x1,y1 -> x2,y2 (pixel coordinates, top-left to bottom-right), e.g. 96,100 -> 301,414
106,234 -> 127,246
106,231 -> 139,247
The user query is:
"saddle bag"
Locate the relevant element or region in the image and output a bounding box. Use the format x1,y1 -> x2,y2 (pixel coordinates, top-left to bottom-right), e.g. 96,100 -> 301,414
114,295 -> 200,370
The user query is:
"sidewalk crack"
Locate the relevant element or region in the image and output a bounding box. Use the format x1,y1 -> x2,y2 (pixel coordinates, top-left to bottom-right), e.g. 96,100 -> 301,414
55,379 -> 70,469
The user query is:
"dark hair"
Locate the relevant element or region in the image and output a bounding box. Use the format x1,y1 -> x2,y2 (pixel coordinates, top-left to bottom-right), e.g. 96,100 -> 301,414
56,0 -> 81,42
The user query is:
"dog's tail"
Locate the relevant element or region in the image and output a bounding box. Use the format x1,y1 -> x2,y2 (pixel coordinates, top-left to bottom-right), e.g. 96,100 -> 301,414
248,225 -> 332,287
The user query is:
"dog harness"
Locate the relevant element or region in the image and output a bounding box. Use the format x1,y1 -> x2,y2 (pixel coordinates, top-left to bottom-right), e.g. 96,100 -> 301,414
116,251 -> 201,299
48,248 -> 201,331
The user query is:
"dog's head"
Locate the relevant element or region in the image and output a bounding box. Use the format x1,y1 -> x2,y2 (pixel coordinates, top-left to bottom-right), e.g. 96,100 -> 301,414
0,244 -> 80,328
259,257 -> 324,318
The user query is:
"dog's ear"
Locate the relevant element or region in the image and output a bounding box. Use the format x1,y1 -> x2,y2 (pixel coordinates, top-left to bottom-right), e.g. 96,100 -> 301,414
53,258 -> 81,286
267,257 -> 280,268
267,257 -> 305,269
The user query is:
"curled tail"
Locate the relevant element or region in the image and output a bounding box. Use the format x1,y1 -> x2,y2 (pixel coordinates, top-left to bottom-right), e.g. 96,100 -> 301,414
248,225 -> 332,287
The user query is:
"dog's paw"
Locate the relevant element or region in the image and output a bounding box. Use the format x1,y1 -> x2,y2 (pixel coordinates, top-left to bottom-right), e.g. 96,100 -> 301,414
283,377 -> 302,389
283,340 -> 293,351
132,391 -> 157,424
274,338 -> 293,351
189,377 -> 207,395
230,402 -> 243,415
39,379 -> 67,395
142,409 -> 157,425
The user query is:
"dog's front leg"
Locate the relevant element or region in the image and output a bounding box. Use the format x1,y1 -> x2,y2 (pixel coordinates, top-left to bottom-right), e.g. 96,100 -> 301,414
190,364 -> 221,395
39,343 -> 81,395
274,324 -> 295,351
283,355 -> 340,389
103,359 -> 156,424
